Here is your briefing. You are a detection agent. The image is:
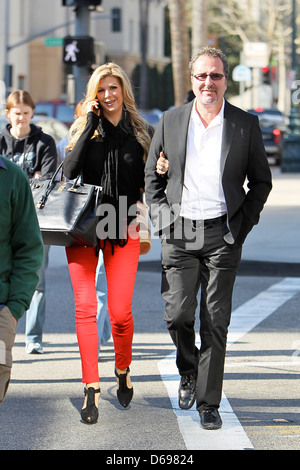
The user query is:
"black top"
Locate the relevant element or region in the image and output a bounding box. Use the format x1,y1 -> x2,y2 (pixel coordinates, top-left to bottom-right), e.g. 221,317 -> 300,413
63,111 -> 145,247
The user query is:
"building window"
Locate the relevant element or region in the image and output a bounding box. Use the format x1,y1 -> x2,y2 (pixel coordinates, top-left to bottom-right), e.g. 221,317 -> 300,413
112,8 -> 122,32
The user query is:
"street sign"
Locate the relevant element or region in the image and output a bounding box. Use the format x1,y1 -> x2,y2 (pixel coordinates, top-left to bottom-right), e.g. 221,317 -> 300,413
243,42 -> 268,68
63,36 -> 94,66
45,37 -> 64,47
232,65 -> 252,82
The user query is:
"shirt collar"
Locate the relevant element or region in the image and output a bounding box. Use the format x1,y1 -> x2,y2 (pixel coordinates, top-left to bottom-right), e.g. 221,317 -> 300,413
0,156 -> 7,170
191,98 -> 225,127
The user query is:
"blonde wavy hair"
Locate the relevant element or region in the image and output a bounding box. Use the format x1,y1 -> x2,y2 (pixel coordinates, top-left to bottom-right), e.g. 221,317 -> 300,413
66,63 -> 151,161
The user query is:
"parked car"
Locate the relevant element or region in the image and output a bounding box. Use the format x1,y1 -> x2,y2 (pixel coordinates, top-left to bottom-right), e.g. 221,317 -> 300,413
34,100 -> 75,127
0,115 -> 69,144
247,108 -> 288,165
139,109 -> 162,128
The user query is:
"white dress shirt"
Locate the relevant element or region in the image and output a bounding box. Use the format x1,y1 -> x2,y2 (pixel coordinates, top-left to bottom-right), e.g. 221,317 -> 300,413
180,99 -> 227,220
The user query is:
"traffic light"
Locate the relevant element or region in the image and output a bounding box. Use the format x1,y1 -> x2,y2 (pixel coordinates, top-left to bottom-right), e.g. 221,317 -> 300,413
262,67 -> 271,84
62,1 -> 102,6
63,36 -> 94,66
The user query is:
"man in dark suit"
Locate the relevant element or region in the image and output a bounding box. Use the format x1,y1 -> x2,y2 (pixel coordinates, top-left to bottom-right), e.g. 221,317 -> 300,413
145,47 -> 272,430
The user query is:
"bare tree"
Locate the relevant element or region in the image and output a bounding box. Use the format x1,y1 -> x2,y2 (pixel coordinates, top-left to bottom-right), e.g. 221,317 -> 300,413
207,0 -> 294,112
168,0 -> 190,106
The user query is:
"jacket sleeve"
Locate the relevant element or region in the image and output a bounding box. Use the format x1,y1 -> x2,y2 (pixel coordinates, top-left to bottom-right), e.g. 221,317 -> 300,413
8,173 -> 44,320
145,113 -> 176,236
222,111 -> 272,245
63,112 -> 100,180
237,115 -> 272,244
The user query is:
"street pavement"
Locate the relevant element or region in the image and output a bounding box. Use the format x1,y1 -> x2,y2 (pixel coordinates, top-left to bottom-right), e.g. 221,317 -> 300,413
0,166 -> 299,453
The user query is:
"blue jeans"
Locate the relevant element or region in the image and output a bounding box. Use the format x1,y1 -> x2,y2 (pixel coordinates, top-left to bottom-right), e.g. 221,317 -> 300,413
25,245 -> 50,345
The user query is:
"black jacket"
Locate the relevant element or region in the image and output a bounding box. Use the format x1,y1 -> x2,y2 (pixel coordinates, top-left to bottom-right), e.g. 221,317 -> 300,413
0,123 -> 57,179
145,100 -> 272,245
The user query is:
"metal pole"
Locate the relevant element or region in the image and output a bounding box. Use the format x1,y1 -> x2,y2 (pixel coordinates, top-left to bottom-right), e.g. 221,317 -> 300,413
4,0 -> 10,95
289,0 -> 298,133
73,6 -> 90,105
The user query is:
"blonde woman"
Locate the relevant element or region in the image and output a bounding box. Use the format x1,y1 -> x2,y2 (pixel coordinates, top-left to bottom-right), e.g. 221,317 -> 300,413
63,63 -> 152,424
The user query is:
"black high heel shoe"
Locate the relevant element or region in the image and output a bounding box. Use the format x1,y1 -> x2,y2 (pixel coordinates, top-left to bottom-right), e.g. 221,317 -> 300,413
81,386 -> 100,424
115,367 -> 133,408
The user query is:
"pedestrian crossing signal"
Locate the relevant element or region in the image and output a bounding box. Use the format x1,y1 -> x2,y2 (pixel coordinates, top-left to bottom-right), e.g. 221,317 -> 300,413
62,1 -> 102,6
262,66 -> 271,85
63,36 -> 94,66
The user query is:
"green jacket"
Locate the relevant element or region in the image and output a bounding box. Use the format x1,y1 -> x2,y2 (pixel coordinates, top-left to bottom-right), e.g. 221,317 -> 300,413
0,156 -> 43,320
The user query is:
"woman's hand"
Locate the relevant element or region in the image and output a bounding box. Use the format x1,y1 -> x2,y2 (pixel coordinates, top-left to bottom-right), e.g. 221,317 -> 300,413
87,99 -> 101,117
156,152 -> 169,175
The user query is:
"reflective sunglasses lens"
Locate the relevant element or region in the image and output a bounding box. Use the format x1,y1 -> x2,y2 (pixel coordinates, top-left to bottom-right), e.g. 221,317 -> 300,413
194,73 -> 224,81
211,73 -> 224,81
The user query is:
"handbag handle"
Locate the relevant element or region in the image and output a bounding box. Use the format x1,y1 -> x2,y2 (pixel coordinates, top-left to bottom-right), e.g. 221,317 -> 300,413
35,161 -> 84,210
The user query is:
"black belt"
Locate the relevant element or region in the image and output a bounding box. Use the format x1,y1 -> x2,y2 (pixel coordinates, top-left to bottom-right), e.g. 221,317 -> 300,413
191,214 -> 227,229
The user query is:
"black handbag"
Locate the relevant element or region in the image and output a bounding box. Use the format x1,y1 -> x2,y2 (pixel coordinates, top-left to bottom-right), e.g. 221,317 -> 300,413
30,162 -> 101,247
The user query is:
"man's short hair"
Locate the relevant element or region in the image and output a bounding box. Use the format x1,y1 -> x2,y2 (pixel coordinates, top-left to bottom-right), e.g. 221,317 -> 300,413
189,47 -> 229,79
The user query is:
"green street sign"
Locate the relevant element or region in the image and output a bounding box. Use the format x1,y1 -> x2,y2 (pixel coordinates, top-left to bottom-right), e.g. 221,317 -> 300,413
45,38 -> 63,47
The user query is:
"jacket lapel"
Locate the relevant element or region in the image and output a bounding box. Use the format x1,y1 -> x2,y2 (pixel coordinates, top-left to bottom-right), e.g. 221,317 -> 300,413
177,101 -> 193,180
221,100 -> 236,174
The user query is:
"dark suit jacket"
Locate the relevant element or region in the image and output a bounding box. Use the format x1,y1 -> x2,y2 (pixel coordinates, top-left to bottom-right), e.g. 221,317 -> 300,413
145,99 -> 272,245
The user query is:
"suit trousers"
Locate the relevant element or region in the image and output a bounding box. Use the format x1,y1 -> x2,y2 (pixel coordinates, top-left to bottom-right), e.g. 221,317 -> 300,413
161,217 -> 242,411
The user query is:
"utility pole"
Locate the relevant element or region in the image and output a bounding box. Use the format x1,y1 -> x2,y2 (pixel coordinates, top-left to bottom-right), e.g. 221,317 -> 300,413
73,5 -> 90,104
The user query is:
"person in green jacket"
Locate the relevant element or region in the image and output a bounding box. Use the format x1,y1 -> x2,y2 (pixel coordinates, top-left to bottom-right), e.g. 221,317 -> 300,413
0,155 -> 43,404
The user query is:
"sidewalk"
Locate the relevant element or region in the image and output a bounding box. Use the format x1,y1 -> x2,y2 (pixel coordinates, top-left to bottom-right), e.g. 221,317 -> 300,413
238,167 -> 300,277
242,167 -> 300,264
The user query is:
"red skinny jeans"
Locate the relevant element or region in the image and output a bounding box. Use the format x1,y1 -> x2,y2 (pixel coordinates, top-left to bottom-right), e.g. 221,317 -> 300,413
66,233 -> 140,384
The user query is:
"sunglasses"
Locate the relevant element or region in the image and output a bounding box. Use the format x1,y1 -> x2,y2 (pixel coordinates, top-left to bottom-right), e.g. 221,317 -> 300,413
193,73 -> 225,81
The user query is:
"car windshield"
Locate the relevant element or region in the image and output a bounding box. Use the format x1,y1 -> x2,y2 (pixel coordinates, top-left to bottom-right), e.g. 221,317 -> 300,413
35,103 -> 53,117
140,112 -> 161,127
35,103 -> 75,123
249,109 -> 286,128
56,104 -> 75,122
258,113 -> 285,126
